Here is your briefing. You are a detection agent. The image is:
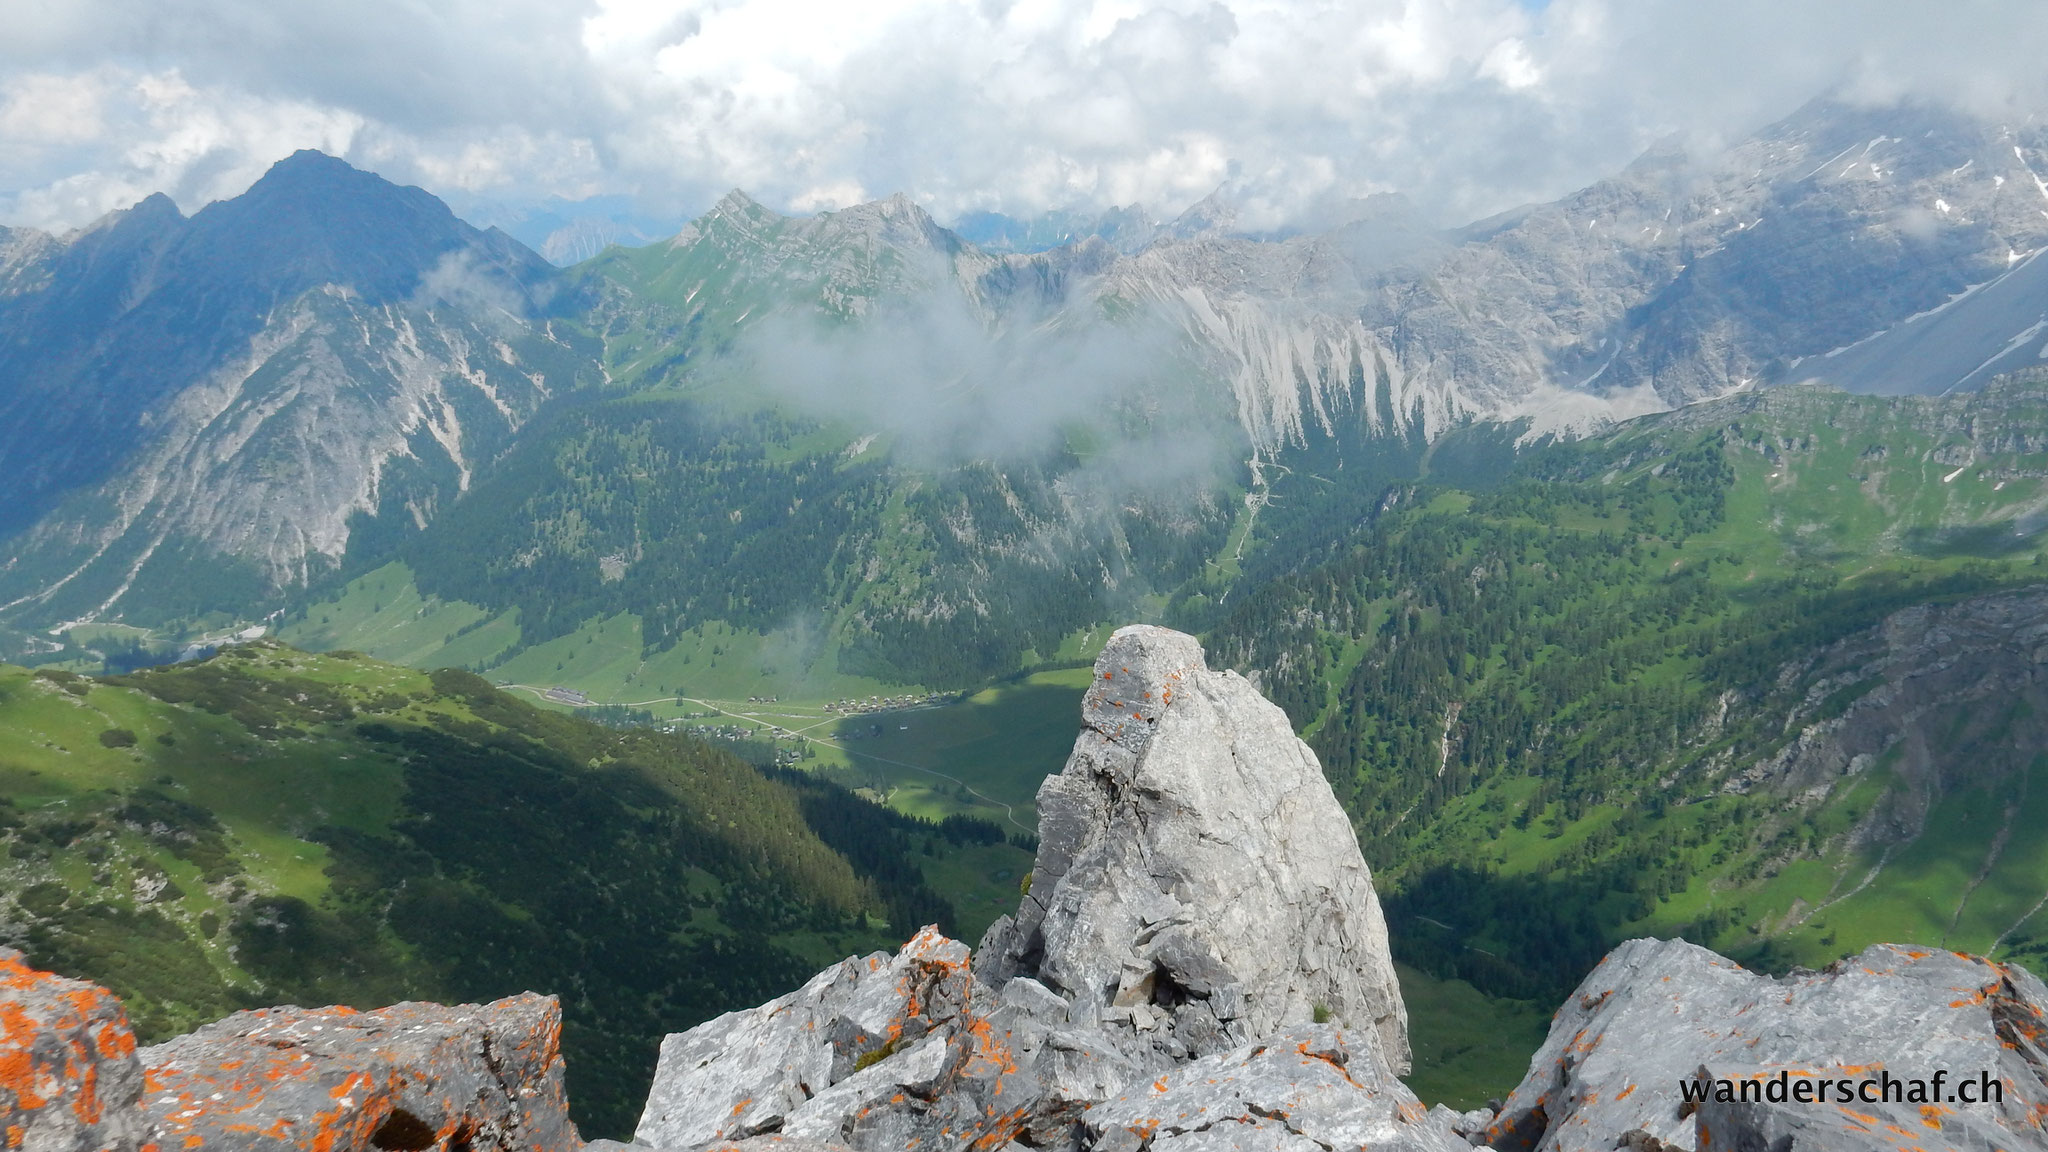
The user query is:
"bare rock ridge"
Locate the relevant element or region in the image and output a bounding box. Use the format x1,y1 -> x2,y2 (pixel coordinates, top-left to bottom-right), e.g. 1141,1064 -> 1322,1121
631,624 -> 1429,1152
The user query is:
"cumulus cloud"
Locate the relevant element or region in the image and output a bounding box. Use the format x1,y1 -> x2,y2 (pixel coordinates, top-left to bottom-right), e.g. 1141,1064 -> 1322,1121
3,0 -> 2047,233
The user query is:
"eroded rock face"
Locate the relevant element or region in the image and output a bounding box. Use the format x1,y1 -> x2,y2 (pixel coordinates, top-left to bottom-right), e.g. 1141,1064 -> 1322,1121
1489,938 -> 2048,1152
0,947 -> 147,1152
977,625 -> 1408,1073
1081,1025 -> 1464,1152
139,994 -> 579,1152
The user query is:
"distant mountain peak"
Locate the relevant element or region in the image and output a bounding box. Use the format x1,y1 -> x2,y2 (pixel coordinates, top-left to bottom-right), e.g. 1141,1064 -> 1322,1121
709,188 -> 771,217
668,189 -> 780,250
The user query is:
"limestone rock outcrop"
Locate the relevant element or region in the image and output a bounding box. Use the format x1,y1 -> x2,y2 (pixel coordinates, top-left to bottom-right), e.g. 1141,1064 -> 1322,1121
0,947 -> 148,1152
978,625 -> 1408,1073
634,626 -> 1416,1152
1488,938 -> 2048,1152
634,923 -> 1144,1151
1082,1025 -> 1464,1152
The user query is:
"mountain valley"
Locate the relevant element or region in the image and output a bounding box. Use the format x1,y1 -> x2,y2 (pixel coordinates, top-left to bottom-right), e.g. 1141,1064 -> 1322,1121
7,92 -> 2048,1144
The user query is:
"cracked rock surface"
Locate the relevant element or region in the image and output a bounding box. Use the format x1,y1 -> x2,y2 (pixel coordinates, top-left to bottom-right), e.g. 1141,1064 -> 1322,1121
1488,938 -> 2048,1152
977,625 -> 1408,1075
1081,1025 -> 1463,1152
633,926 -> 986,1149
139,993 -> 579,1152
634,923 -> 1146,1152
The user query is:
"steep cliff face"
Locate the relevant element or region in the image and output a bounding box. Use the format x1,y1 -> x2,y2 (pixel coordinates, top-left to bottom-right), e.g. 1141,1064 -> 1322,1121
1724,585 -> 2048,812
1099,100 -> 2048,451
583,99 -> 2048,470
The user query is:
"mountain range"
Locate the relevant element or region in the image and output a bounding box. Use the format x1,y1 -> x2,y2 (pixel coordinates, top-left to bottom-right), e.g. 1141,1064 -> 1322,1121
4,98 -> 2048,680
9,91 -> 2048,1132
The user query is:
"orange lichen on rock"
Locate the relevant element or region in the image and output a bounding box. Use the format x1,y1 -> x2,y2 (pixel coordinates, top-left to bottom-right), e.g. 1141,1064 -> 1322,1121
0,947 -> 146,1152
140,995 -> 579,1152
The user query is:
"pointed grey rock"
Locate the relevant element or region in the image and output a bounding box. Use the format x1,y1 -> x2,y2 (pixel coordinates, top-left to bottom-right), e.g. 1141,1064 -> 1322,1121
629,625 -> 1417,1152
977,624 -> 1409,1074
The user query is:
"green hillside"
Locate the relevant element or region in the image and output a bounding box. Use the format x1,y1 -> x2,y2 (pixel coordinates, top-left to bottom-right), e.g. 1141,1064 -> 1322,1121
1213,377 -> 2048,994
0,642 -> 1020,1137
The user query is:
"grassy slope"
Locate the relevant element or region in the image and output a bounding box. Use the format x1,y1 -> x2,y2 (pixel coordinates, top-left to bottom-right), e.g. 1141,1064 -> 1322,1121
1397,962 -> 1553,1110
276,559 -> 1107,829
0,643 -> 1006,1137
1206,377 -> 2048,1106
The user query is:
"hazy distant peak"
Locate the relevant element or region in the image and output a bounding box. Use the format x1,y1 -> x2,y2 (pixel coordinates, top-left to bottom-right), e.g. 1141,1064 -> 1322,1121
809,192 -> 956,252
68,191 -> 183,242
710,188 -> 772,218
668,189 -> 779,250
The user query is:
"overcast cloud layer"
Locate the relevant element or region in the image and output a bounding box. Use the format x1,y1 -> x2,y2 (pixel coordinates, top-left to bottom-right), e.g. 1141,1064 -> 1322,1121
4,0 -> 2046,235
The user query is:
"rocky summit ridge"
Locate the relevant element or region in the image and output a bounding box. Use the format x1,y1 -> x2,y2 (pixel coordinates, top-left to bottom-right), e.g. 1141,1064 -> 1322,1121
5,625 -> 2047,1152
632,625 -> 1418,1152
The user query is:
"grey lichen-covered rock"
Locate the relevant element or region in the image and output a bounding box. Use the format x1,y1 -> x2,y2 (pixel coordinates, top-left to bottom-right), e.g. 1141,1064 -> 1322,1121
634,925 -> 1142,1152
633,926 -> 975,1148
977,625 -> 1408,1074
1488,938 -> 2048,1152
632,625 -> 1421,1152
138,992 -> 579,1152
776,974 -> 1141,1152
0,947 -> 148,1152
1081,1025 -> 1464,1152
1687,1063 -> 2027,1152
593,1131 -> 856,1139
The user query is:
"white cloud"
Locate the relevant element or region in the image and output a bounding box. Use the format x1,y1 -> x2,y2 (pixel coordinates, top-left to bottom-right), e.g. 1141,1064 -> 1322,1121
0,72 -> 106,143
3,0 -> 2047,234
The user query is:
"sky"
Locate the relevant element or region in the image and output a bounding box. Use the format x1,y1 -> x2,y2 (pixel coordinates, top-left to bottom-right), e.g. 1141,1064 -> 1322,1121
3,0 -> 2046,237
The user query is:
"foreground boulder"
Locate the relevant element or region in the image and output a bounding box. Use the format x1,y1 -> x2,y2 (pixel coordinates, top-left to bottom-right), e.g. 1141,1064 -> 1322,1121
978,625 -> 1408,1073
0,947 -> 148,1152
4,946 -> 580,1152
141,994 -> 580,1152
1488,938 -> 2048,1152
634,625 -> 1416,1152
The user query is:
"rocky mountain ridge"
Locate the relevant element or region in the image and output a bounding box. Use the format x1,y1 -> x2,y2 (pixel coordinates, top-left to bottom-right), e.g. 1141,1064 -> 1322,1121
0,151 -> 595,632
615,626 -> 2048,1152
7,99 -> 2048,652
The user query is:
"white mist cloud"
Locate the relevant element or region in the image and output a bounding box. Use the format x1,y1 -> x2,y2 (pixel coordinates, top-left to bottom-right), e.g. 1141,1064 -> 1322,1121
3,0 -> 2047,232
740,287 -> 1234,484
